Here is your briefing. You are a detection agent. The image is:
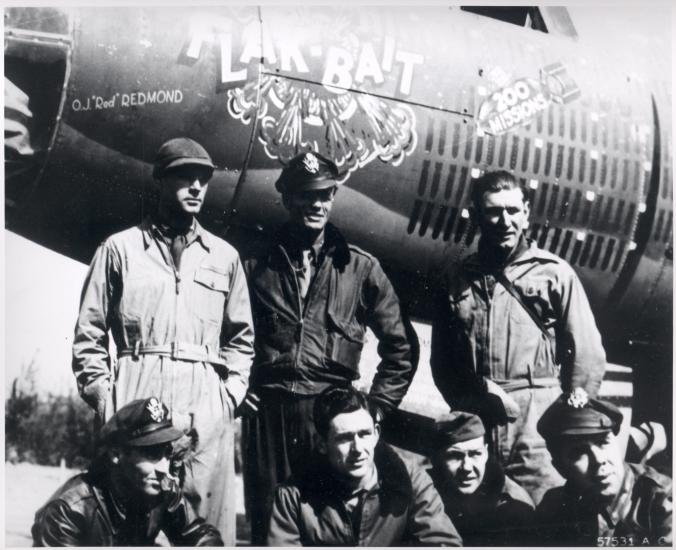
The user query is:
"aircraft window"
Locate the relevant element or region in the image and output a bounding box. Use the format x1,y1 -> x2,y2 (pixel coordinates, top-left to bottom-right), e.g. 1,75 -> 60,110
460,6 -> 548,33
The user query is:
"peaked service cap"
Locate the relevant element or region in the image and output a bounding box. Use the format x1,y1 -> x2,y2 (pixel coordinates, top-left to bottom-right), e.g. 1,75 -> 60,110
100,397 -> 184,447
537,390 -> 623,442
275,151 -> 340,193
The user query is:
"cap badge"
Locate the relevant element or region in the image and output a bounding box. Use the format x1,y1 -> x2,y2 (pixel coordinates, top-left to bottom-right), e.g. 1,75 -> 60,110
302,153 -> 320,174
567,387 -> 588,409
146,397 -> 165,423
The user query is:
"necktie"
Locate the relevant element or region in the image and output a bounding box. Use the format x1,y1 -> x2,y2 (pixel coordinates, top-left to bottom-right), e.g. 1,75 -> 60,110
170,233 -> 187,271
297,249 -> 313,299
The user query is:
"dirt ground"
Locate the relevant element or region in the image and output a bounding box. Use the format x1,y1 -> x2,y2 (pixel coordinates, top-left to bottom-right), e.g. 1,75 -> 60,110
4,462 -> 248,547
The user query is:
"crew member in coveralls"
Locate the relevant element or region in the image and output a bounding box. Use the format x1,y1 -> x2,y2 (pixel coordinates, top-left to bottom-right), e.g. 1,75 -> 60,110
430,169 -> 607,503
72,138 -> 255,543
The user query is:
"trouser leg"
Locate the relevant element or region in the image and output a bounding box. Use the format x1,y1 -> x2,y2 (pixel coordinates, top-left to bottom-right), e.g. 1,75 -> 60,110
243,392 -> 317,545
493,386 -> 564,505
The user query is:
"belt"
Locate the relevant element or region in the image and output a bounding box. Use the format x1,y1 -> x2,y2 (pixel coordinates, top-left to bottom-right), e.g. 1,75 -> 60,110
491,377 -> 560,392
118,342 -> 227,367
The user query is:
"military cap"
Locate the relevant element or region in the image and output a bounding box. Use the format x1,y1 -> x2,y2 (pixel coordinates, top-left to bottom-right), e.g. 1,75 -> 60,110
153,137 -> 215,179
434,411 -> 486,448
100,397 -> 184,447
537,389 -> 623,442
275,151 -> 340,193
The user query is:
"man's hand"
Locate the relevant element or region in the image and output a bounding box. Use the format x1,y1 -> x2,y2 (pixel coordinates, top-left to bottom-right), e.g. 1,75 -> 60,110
485,379 -> 520,424
235,392 -> 261,418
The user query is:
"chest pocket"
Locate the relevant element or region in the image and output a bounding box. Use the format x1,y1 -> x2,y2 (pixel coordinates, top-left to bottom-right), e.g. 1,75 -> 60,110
510,278 -> 554,329
192,265 -> 230,324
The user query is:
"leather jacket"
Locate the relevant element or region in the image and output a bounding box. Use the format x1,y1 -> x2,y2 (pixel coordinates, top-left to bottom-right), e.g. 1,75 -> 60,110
244,223 -> 415,412
31,469 -> 223,546
536,463 -> 673,546
267,443 -> 462,546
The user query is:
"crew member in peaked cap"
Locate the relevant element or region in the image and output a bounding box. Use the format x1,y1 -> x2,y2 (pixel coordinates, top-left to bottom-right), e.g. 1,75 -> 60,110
31,394 -> 224,546
536,388 -> 623,442
153,137 -> 216,180
241,147 -> 415,543
99,396 -> 184,447
535,389 -> 672,547
274,151 -> 340,193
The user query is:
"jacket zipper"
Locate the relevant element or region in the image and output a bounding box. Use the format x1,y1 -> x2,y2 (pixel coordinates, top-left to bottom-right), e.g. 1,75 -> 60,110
279,246 -> 305,394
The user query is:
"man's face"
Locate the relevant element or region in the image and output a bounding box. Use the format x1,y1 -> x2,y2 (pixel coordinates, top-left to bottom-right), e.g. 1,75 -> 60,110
159,166 -> 211,216
553,432 -> 625,501
318,408 -> 380,483
282,187 -> 336,232
115,443 -> 173,499
437,436 -> 489,495
477,187 -> 530,253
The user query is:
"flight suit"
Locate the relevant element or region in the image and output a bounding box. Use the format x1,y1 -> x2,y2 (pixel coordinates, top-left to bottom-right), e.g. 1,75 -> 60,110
243,223 -> 415,543
431,239 -> 606,503
72,218 -> 254,544
536,463 -> 673,546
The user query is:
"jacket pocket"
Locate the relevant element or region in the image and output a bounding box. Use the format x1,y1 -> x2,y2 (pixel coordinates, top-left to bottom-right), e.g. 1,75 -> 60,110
326,309 -> 365,372
192,265 -> 230,324
254,313 -> 295,362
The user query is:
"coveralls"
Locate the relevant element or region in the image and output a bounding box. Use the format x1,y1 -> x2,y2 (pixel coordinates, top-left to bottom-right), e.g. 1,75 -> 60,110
431,238 -> 606,504
242,223 -> 415,543
72,218 -> 254,543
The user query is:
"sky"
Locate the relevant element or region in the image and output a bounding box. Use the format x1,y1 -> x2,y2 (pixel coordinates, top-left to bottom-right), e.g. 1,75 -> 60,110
5,230 -> 88,397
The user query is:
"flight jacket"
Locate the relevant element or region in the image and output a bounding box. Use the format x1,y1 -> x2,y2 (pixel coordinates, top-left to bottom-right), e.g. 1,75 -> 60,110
267,443 -> 462,546
244,223 -> 415,413
31,470 -> 223,546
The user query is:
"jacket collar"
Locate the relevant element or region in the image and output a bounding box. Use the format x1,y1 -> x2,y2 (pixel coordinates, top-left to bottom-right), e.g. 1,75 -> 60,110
563,462 -> 633,527
140,216 -> 211,251
464,239 -> 558,276
302,443 -> 412,503
269,222 -> 350,270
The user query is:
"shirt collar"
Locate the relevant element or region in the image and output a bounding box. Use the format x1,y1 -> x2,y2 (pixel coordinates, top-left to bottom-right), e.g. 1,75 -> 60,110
602,464 -> 634,528
141,217 -> 210,251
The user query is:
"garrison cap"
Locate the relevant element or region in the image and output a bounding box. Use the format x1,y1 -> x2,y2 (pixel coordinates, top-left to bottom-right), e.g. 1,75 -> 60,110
537,389 -> 623,442
100,397 -> 184,447
434,411 -> 486,449
153,137 -> 215,180
275,151 -> 340,193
